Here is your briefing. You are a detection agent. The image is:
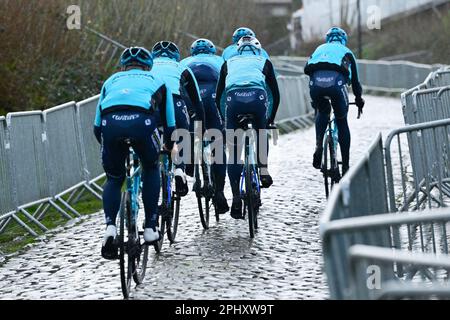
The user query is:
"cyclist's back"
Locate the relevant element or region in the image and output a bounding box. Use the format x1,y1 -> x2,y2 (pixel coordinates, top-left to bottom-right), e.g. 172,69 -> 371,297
222,27 -> 270,61
94,47 -> 176,260
304,27 -> 364,176
216,36 -> 280,220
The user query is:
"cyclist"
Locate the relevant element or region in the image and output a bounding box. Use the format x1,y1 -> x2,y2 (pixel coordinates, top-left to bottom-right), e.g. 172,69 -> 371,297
93,47 -> 176,260
216,36 -> 280,219
150,41 -> 205,197
222,27 -> 270,61
304,27 -> 365,176
181,38 -> 229,214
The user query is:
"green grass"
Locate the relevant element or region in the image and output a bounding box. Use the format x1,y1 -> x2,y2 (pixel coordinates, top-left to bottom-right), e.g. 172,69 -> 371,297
0,179 -> 105,257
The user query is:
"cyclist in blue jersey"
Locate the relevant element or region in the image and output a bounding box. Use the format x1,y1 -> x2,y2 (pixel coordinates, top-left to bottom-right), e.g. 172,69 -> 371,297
93,47 -> 176,260
304,27 -> 365,176
150,41 -> 205,197
222,27 -> 270,61
181,39 -> 229,214
216,36 -> 280,219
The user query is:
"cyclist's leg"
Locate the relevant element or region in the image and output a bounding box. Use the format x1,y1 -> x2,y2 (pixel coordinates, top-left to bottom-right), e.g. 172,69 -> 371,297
173,95 -> 191,196
100,111 -> 134,258
331,83 -> 350,173
129,113 -> 162,242
203,86 -> 227,187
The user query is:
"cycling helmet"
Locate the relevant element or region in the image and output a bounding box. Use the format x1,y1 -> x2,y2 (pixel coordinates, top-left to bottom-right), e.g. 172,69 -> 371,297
326,27 -> 348,46
152,41 -> 181,62
232,27 -> 256,44
191,38 -> 216,56
237,36 -> 262,55
119,47 -> 153,68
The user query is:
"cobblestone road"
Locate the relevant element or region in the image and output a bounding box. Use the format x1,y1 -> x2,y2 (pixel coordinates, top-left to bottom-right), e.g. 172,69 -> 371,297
0,96 -> 405,300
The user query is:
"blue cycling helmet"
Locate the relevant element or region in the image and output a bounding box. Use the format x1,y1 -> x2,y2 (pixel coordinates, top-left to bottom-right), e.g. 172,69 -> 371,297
232,27 -> 256,44
326,27 -> 348,46
191,38 -> 216,56
152,41 -> 181,62
119,47 -> 153,68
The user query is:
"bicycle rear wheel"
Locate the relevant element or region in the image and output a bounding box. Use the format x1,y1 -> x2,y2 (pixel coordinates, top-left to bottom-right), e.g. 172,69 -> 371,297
167,193 -> 180,243
322,135 -> 339,199
119,192 -> 133,299
246,163 -> 257,239
195,163 -> 214,230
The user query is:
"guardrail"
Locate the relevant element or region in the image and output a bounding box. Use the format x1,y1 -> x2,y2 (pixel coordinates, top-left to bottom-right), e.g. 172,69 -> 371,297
272,56 -> 444,95
321,66 -> 450,300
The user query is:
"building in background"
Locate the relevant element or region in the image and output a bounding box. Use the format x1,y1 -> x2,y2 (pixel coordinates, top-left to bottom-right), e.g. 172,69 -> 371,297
296,0 -> 450,42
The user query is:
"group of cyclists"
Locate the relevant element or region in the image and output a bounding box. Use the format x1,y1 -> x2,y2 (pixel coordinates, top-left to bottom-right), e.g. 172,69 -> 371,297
94,26 -> 365,260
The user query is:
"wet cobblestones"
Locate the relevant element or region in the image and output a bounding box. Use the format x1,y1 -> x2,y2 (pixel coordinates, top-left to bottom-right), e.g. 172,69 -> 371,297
0,96 -> 404,300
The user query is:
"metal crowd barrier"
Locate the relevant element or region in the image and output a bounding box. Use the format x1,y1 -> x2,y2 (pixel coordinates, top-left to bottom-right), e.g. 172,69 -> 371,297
321,65 -> 450,300
322,208 -> 450,300
0,100 -> 104,237
272,56 -> 442,95
275,75 -> 314,133
385,118 -> 450,213
349,243 -> 450,300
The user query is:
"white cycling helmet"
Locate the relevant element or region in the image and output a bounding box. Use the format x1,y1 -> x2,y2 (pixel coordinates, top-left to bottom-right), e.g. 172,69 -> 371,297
237,36 -> 262,55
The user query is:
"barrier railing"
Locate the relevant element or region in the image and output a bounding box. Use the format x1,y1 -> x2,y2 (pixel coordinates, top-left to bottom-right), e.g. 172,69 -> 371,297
272,56 -> 444,94
385,119 -> 450,213
275,75 -> 314,133
349,243 -> 450,300
321,66 -> 450,300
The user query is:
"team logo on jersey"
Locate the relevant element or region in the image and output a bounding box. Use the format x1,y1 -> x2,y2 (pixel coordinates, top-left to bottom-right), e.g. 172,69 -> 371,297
212,93 -> 216,99
227,97 -> 232,102
177,101 -> 183,107
112,114 -> 140,121
102,120 -> 107,126
121,89 -> 131,94
338,80 -> 343,86
145,119 -> 152,126
259,95 -> 265,100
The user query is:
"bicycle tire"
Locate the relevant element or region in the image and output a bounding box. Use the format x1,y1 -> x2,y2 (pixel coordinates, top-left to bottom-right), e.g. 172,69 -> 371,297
246,161 -> 256,239
167,194 -> 180,243
195,163 -> 210,230
131,198 -> 149,285
119,192 -> 132,299
323,135 -> 331,199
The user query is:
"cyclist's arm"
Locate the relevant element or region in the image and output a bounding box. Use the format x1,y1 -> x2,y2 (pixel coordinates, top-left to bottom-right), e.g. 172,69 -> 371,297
346,53 -> 363,98
215,62 -> 228,119
93,83 -> 107,144
263,60 -> 280,124
154,84 -> 176,150
181,68 -> 205,123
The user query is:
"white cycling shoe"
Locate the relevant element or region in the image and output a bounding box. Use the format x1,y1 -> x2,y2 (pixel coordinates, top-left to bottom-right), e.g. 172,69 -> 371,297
103,225 -> 117,245
174,168 -> 189,197
144,227 -> 161,243
101,225 -> 118,260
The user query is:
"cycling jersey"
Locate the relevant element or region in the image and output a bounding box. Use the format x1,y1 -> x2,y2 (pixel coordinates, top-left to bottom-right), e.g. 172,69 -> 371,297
94,68 -> 175,132
222,44 -> 270,61
151,57 -> 204,122
304,42 -> 362,98
216,51 -> 280,125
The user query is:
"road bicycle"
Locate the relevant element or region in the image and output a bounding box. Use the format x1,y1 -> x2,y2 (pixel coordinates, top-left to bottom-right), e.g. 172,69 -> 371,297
117,140 -> 149,299
321,102 -> 362,198
237,114 -> 277,238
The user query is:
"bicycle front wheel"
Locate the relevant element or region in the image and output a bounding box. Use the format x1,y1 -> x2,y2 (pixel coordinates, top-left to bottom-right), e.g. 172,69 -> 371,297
195,163 -> 211,230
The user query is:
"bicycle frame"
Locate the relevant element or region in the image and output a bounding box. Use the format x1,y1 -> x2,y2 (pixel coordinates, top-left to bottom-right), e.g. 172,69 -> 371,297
240,126 -> 261,199
321,113 -> 339,169
126,149 -> 142,227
